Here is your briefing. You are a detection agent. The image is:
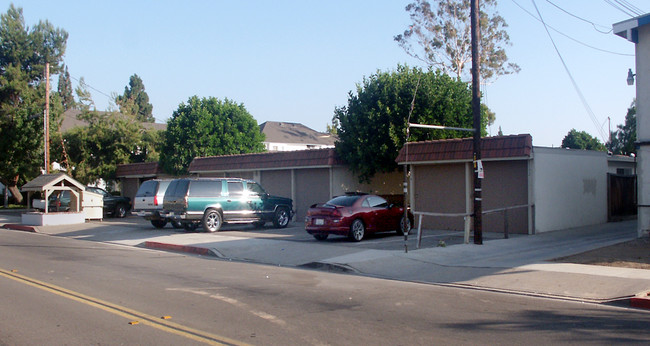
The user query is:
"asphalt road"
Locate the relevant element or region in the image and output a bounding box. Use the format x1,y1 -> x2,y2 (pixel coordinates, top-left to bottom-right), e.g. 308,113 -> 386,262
1,218 -> 649,345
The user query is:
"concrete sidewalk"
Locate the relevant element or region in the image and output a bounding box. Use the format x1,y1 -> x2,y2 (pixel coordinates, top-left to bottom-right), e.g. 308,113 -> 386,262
2,210 -> 649,306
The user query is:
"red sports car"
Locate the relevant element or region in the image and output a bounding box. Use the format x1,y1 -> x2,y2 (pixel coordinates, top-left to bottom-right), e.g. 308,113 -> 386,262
305,193 -> 413,241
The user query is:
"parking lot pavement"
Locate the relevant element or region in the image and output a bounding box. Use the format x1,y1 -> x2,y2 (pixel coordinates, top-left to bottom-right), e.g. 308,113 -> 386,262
1,212 -> 515,258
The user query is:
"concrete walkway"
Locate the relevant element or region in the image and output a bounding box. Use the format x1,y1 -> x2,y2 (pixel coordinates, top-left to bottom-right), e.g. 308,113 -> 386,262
2,210 -> 649,307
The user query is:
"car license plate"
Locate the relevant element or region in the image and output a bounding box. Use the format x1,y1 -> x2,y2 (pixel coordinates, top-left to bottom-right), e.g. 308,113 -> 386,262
315,218 -> 324,225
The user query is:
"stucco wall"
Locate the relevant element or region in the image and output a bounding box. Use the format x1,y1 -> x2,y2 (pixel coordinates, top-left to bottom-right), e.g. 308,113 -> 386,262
532,147 -> 608,233
331,168 -> 403,196
636,24 -> 650,237
121,178 -> 140,202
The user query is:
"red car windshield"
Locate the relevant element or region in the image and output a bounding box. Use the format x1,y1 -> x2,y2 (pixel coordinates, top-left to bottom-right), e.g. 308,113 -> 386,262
326,195 -> 362,207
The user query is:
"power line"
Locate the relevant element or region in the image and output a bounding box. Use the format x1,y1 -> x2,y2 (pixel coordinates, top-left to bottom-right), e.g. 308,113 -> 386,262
511,0 -> 634,56
545,0 -> 612,34
68,75 -> 113,100
613,0 -> 644,16
604,0 -> 643,17
531,0 -> 608,143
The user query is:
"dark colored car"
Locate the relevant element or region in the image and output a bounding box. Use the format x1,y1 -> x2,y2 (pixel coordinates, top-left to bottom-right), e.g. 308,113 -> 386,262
85,186 -> 132,218
161,178 -> 294,232
42,187 -> 131,218
305,193 -> 413,241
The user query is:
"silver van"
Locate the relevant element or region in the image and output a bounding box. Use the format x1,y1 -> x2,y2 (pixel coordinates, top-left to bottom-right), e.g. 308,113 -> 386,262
133,179 -> 181,228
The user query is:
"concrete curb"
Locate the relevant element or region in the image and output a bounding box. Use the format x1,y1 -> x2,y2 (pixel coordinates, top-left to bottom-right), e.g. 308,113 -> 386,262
142,241 -> 218,257
2,224 -> 37,232
630,291 -> 650,309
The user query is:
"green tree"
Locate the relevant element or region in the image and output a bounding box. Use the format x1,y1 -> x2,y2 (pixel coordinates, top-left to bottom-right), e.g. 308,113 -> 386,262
161,96 -> 265,175
561,129 -> 607,152
395,0 -> 519,81
115,74 -> 154,122
57,64 -> 75,110
74,77 -> 94,110
134,127 -> 163,163
610,100 -> 636,156
63,110 -> 148,184
0,4 -> 68,202
334,65 -> 490,183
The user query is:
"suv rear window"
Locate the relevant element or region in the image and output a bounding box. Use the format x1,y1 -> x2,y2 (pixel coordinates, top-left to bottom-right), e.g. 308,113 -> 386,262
189,180 -> 223,197
166,179 -> 190,198
136,180 -> 157,197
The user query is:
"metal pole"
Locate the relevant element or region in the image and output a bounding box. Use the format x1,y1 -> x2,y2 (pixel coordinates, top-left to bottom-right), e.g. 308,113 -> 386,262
471,0 -> 483,244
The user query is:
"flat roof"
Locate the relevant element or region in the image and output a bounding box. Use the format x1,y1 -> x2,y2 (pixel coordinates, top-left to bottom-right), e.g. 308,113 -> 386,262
613,13 -> 650,43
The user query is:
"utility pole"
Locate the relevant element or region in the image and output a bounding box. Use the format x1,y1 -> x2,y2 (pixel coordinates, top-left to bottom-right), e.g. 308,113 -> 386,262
45,62 -> 50,174
471,0 -> 483,244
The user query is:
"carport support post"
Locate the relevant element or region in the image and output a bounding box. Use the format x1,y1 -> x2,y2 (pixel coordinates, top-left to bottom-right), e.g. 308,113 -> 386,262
471,0 -> 483,245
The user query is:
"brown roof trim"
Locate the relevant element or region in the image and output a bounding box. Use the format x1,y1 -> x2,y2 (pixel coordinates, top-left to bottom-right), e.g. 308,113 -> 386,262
396,134 -> 533,164
115,162 -> 162,178
189,148 -> 344,173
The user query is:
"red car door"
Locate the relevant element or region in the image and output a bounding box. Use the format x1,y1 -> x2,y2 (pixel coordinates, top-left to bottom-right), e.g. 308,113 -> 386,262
365,195 -> 393,232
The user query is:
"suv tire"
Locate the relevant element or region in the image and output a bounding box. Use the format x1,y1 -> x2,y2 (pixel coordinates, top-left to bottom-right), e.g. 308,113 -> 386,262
202,208 -> 222,233
183,222 -> 199,232
114,204 -> 127,218
272,207 -> 290,228
151,219 -> 167,229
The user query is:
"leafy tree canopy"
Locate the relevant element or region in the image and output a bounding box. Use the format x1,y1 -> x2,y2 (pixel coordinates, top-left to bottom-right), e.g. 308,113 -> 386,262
395,0 -> 519,81
334,64 -> 490,183
610,99 -> 636,156
160,96 -> 266,175
561,129 -> 607,152
60,110 -> 153,184
115,74 -> 154,122
57,64 -> 75,110
0,4 -> 68,201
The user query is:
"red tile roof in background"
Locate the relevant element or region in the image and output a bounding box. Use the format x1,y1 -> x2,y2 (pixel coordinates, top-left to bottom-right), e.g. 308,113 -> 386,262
395,134 -> 533,163
115,162 -> 162,177
189,148 -> 344,173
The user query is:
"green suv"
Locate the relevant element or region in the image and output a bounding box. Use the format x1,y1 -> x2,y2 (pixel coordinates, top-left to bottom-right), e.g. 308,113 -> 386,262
161,178 -> 294,232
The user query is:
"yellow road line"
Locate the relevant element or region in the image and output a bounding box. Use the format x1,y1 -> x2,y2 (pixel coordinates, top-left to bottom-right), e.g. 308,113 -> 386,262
0,268 -> 249,346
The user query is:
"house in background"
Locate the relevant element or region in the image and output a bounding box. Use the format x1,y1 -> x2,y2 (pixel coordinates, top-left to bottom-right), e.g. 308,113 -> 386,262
60,109 -> 167,132
260,121 -> 336,151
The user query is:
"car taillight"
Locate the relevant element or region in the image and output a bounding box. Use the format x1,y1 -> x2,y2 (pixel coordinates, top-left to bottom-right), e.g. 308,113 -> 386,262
184,195 -> 188,208
330,208 -> 342,217
154,196 -> 159,206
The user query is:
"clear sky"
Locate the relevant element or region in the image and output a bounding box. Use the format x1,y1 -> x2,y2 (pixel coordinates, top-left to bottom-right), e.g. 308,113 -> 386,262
10,0 -> 645,147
